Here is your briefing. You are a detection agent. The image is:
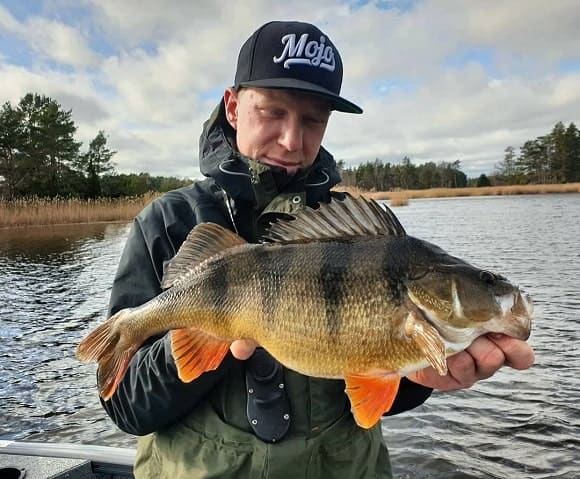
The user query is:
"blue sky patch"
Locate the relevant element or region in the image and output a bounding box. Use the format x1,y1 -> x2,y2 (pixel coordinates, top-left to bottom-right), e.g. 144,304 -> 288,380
199,88 -> 225,104
0,35 -> 33,68
446,47 -> 495,71
344,0 -> 420,12
0,0 -> 43,22
372,78 -> 418,96
86,32 -> 117,58
559,59 -> 580,74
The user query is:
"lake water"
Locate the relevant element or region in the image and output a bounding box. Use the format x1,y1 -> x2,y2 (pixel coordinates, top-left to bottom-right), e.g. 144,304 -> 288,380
1,194 -> 579,478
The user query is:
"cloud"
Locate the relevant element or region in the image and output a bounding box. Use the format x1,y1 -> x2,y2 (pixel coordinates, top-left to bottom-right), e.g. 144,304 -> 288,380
26,18 -> 100,67
0,4 -> 20,32
0,4 -> 99,67
460,0 -> 580,61
0,64 -> 108,122
324,65 -> 580,177
1,0 -> 579,179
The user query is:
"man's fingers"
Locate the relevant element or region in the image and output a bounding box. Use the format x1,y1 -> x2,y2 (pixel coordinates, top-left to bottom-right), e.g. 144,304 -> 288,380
466,335 -> 507,380
444,336 -> 506,388
445,350 -> 478,388
230,340 -> 258,360
408,335 -> 534,392
487,334 -> 535,370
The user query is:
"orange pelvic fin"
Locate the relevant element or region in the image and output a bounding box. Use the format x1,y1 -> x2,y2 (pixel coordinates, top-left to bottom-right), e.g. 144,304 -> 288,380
344,373 -> 401,429
76,309 -> 138,401
171,327 -> 231,382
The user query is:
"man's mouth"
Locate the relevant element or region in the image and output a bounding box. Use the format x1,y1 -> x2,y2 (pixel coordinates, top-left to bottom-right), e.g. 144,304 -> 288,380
264,157 -> 300,173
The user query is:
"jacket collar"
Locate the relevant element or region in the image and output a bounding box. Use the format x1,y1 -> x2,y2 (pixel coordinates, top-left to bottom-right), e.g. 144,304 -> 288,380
198,99 -> 341,209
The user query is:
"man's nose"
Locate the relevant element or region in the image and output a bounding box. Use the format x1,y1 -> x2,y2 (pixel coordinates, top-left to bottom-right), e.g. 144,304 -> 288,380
278,119 -> 303,152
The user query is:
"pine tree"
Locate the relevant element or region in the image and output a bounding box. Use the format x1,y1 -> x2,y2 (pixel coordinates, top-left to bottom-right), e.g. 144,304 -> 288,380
18,93 -> 81,197
76,131 -> 116,198
548,122 -> 568,182
564,123 -> 580,182
0,102 -> 25,198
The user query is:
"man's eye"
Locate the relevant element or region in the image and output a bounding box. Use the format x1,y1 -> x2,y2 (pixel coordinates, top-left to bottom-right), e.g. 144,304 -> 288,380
306,117 -> 326,125
260,108 -> 283,118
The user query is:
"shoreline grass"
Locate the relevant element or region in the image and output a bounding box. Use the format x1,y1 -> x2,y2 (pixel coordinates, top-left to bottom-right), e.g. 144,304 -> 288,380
334,182 -> 580,207
1,183 -> 579,226
0,193 -> 160,228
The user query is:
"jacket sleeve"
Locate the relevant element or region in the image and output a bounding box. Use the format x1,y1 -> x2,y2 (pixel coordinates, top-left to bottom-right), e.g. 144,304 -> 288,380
385,378 -> 432,416
99,197 -> 233,436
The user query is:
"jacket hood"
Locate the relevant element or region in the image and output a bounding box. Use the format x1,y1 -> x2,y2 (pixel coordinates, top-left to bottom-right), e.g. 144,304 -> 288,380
198,99 -> 342,207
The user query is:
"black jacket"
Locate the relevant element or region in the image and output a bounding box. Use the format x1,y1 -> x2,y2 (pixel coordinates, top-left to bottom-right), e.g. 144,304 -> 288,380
100,100 -> 432,436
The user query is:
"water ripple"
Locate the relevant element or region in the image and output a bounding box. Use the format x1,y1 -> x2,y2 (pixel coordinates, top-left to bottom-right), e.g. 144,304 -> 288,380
2,195 -> 580,478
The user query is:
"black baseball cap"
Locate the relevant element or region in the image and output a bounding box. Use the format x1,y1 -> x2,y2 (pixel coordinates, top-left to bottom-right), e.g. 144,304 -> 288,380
234,21 -> 363,114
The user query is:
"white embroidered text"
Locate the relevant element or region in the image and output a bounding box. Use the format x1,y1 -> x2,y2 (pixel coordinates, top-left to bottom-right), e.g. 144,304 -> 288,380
273,33 -> 335,71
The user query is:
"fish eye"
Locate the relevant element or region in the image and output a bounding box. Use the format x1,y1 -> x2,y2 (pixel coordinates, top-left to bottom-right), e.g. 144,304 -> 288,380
480,270 -> 496,286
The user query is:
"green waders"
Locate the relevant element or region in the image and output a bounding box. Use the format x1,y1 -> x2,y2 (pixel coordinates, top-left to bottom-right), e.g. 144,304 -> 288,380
134,366 -> 393,478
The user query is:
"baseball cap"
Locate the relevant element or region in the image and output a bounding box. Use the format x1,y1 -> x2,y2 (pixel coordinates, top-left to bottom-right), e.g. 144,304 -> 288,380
234,21 -> 363,114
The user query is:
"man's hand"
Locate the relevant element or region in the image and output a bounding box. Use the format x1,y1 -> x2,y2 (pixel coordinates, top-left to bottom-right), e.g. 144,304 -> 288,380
407,334 -> 535,391
230,334 -> 535,391
230,339 -> 258,360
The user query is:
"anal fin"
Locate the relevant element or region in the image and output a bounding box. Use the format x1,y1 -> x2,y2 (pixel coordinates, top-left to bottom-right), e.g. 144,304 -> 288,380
171,328 -> 231,382
345,373 -> 401,429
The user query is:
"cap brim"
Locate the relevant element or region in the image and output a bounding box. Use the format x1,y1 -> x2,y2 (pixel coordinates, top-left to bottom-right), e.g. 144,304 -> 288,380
237,78 -> 363,114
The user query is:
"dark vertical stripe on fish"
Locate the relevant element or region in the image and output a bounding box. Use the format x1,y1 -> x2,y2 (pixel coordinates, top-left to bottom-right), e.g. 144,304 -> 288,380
205,257 -> 229,318
255,245 -> 293,325
320,240 -> 352,340
380,239 -> 403,304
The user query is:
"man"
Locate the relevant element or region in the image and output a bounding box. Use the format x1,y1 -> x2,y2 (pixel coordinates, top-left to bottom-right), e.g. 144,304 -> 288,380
100,21 -> 534,478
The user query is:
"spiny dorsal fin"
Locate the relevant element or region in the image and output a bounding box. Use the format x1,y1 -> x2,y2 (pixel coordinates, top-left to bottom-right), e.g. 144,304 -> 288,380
161,223 -> 247,289
264,196 -> 406,243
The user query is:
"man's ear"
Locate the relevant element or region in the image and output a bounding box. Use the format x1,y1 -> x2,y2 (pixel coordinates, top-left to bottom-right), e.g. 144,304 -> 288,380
223,87 -> 238,130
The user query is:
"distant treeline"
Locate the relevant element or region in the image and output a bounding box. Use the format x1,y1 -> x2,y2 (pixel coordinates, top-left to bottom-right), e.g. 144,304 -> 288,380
495,122 -> 580,185
2,93 -> 578,198
338,157 -> 468,190
0,93 -> 191,199
338,121 -> 580,191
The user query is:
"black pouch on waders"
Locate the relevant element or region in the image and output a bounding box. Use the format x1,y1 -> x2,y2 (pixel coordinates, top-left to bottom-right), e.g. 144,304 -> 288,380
245,348 -> 291,443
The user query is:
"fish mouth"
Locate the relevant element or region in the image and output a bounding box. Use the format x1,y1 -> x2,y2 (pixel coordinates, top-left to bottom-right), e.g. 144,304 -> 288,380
501,290 -> 534,340
407,288 -> 533,348
488,289 -> 533,341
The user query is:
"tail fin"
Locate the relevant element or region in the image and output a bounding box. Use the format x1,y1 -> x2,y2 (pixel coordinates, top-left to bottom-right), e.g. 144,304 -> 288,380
77,309 -> 138,401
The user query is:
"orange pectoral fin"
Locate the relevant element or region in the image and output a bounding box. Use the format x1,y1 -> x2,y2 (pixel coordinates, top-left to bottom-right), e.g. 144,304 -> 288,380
404,310 -> 448,376
345,373 -> 401,429
171,328 -> 231,383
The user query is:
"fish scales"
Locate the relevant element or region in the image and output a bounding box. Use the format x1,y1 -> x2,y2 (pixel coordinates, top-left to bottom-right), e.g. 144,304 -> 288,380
77,196 -> 533,429
184,237 -> 427,377
114,237 -> 422,376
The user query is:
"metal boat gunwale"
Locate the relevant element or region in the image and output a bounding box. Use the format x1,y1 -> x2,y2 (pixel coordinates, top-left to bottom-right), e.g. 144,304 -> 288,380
0,440 -> 135,478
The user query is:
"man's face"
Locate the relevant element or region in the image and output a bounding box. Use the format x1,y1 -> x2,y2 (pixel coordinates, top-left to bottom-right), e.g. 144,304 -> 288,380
224,87 -> 331,175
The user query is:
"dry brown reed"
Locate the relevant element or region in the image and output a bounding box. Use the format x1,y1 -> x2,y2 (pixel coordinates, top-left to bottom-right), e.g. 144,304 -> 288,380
0,193 -> 160,227
334,182 -> 580,204
3,183 -> 578,227
386,192 -> 410,207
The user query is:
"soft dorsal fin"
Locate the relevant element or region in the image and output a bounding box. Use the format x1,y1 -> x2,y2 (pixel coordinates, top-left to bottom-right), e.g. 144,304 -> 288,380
161,223 -> 247,289
264,196 -> 406,243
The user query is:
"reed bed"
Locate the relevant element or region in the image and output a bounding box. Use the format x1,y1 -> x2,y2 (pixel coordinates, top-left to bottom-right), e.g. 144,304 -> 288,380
0,193 -> 160,227
2,183 -> 579,226
334,182 -> 580,206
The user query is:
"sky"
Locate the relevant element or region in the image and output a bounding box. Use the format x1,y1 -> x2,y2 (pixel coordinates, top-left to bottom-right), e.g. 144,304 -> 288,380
1,0 -> 579,179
